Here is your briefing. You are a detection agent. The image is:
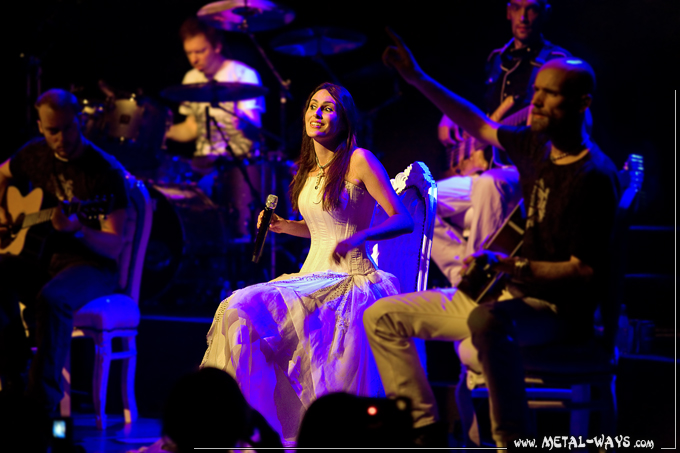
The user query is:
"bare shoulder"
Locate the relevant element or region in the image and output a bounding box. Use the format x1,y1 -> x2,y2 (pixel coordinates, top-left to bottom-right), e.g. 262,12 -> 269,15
350,147 -> 371,160
349,148 -> 392,185
349,148 -> 382,170
347,148 -> 382,187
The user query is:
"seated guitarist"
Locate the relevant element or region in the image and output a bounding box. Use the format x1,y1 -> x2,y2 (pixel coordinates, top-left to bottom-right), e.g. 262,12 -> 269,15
432,0 -> 569,286
364,30 -> 620,447
0,89 -> 129,416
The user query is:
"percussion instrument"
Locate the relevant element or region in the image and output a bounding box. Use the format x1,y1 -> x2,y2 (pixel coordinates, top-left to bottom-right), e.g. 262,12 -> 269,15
82,95 -> 172,173
212,156 -> 294,238
151,154 -> 294,240
270,27 -> 367,57
141,182 -> 229,307
197,0 -> 295,32
160,81 -> 269,104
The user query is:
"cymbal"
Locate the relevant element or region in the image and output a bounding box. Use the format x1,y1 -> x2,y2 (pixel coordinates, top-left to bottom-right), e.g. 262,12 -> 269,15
197,0 -> 295,33
161,81 -> 269,103
270,27 -> 366,57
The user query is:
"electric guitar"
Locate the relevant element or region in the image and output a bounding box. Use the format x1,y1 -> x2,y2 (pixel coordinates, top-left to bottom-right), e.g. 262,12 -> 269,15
443,105 -> 531,178
0,186 -> 114,258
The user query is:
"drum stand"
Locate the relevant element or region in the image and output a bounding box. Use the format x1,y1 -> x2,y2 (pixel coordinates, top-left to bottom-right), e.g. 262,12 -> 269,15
242,20 -> 294,282
206,109 -> 265,208
202,7 -> 294,281
21,53 -> 42,135
231,7 -> 293,151
246,32 -> 292,152
206,110 -> 280,281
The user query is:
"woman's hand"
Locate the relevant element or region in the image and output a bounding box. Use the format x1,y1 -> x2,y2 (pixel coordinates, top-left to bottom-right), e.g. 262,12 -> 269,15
332,231 -> 368,263
257,210 -> 286,234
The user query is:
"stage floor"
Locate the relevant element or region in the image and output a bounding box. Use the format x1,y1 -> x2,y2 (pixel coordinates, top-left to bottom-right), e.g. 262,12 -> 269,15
65,314 -> 676,452
72,414 -> 161,453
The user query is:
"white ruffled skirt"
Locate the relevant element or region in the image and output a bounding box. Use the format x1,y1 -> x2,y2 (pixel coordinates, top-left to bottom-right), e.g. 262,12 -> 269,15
200,269 -> 400,442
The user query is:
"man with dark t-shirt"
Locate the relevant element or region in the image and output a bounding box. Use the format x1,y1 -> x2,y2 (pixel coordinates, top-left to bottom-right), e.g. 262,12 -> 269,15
363,31 -> 620,446
433,0 -> 569,287
0,89 -> 129,414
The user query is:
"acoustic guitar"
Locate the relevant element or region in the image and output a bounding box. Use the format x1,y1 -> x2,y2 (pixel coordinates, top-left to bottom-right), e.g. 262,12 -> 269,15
457,199 -> 526,303
0,186 -> 113,259
457,153 -> 645,303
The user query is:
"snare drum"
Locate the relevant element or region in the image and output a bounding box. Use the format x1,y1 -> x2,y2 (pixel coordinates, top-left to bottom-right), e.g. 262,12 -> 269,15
141,183 -> 229,307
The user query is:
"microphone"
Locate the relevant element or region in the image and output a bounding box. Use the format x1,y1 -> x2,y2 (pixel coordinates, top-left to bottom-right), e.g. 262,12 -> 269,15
252,194 -> 278,263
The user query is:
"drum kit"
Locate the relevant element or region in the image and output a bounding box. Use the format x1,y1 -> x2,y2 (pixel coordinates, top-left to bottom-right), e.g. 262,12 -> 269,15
77,0 -> 371,308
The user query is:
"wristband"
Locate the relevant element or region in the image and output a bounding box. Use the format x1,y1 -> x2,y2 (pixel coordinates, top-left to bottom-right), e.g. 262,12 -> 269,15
513,257 -> 530,281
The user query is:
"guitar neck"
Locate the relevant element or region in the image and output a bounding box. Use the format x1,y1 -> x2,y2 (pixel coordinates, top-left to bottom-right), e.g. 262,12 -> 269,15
502,105 -> 531,127
21,204 -> 80,229
22,207 -> 57,229
2,186 -> 114,258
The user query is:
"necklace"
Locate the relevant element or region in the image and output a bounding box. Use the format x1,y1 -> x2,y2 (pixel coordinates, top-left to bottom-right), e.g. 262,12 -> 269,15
314,153 -> 333,190
550,140 -> 590,163
550,152 -> 571,162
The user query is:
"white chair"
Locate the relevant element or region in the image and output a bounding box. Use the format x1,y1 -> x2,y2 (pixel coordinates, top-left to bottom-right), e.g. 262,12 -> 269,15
368,161 -> 437,367
368,161 -> 437,294
60,176 -> 153,429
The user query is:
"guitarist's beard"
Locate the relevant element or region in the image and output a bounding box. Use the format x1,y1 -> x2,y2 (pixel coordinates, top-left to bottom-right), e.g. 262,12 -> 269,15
53,133 -> 84,162
532,114 -> 587,151
530,113 -> 550,133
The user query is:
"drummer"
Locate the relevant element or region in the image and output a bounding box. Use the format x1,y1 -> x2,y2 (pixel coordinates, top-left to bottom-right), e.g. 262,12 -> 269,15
166,17 -> 266,174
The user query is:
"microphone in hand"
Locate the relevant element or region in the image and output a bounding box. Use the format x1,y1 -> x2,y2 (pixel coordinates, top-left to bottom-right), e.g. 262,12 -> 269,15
252,194 -> 278,263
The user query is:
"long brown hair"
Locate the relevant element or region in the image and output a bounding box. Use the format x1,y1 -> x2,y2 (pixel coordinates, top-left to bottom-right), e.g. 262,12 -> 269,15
290,83 -> 358,212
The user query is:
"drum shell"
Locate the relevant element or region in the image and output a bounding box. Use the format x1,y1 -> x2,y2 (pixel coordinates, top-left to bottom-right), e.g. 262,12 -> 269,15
79,99 -> 106,138
87,97 -> 172,173
141,183 -> 229,307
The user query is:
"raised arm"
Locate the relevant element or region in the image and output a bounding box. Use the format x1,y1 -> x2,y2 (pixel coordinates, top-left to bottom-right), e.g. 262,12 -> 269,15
334,149 -> 414,260
383,29 -> 504,150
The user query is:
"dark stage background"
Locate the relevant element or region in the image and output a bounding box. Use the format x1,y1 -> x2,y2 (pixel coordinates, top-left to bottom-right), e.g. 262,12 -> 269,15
6,2 -> 676,442
6,0 -> 678,226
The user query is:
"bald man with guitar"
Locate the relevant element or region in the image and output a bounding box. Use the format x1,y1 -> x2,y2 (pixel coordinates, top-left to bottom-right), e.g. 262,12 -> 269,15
432,0 -> 571,287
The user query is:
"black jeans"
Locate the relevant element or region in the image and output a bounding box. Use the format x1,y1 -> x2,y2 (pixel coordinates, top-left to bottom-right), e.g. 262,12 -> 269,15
468,297 -> 573,443
0,255 -> 118,412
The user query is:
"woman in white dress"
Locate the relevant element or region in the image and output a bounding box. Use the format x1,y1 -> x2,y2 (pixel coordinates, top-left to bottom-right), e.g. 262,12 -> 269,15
200,83 -> 414,444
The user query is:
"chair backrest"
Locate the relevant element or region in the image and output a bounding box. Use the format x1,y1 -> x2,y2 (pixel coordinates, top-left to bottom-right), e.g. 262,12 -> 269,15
599,154 -> 644,354
368,162 -> 437,293
116,176 -> 153,302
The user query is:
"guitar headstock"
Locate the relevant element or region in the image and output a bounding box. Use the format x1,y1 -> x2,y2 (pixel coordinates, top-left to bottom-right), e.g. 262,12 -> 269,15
64,195 -> 116,220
